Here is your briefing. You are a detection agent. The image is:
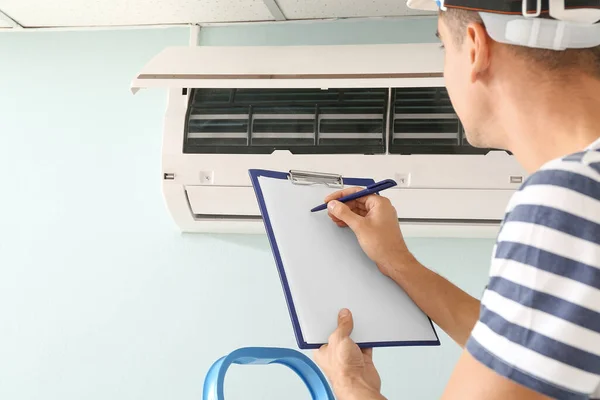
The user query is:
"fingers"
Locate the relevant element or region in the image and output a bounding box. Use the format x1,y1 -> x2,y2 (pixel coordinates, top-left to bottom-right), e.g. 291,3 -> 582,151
333,308 -> 354,340
316,344 -> 328,357
326,189 -> 390,212
364,194 -> 392,211
344,200 -> 368,212
361,348 -> 373,357
330,216 -> 348,228
344,194 -> 392,220
314,345 -> 326,367
327,201 -> 362,230
328,207 -> 367,228
325,187 -> 391,230
324,187 -> 363,203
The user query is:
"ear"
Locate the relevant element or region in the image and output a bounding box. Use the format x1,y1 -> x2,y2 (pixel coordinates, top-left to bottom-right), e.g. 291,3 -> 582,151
465,22 -> 492,83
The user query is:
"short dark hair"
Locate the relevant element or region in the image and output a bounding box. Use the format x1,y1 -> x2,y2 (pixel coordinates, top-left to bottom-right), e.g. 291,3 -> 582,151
441,9 -> 600,79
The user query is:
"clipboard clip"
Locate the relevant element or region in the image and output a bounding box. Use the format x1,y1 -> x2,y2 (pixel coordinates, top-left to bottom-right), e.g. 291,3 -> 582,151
289,170 -> 344,188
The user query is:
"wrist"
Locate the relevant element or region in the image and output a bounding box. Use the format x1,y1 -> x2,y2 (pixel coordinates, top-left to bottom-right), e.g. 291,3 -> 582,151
381,249 -> 418,275
385,251 -> 421,282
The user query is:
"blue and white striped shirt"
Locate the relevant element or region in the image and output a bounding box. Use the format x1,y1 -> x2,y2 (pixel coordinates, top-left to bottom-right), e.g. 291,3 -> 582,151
466,137 -> 600,400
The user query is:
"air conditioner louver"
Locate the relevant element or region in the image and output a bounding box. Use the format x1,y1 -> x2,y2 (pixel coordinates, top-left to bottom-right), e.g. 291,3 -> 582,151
390,88 -> 485,155
184,88 -> 388,155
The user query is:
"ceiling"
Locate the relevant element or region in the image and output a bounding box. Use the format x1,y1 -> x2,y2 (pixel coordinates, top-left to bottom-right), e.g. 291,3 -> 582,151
0,0 -> 431,29
278,0 -> 424,19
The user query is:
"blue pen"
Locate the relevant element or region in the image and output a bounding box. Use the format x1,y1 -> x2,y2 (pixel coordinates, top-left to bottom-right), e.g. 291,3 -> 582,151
310,179 -> 398,213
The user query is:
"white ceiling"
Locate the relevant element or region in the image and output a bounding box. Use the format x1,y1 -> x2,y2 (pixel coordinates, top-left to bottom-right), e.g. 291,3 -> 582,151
0,0 -> 274,27
0,0 -> 431,28
277,0 -> 425,19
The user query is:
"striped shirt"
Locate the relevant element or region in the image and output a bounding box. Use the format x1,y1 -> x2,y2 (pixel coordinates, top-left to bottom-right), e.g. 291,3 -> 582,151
466,137 -> 600,400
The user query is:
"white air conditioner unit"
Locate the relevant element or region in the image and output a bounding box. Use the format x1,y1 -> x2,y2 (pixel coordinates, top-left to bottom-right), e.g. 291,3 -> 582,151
132,43 -> 526,238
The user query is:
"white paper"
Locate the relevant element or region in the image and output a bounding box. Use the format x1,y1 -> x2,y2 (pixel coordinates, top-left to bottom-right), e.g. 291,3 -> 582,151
258,176 -> 438,346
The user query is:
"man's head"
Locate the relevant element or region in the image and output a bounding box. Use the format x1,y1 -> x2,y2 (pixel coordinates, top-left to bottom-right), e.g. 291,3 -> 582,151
436,8 -> 600,149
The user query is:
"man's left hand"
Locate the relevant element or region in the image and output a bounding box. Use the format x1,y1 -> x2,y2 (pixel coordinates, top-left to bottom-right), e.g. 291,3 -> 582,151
314,309 -> 385,400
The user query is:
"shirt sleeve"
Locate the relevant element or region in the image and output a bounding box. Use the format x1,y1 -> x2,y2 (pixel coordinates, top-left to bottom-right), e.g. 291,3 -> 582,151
466,161 -> 600,400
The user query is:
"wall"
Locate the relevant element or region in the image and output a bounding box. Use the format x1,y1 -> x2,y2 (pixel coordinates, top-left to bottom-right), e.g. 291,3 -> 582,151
0,19 -> 494,400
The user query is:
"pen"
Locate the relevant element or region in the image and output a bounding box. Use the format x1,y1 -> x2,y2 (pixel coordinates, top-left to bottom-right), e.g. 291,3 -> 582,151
310,179 -> 398,213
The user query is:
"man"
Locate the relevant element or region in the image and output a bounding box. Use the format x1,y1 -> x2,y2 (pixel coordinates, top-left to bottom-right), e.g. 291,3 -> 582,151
313,1 -> 600,399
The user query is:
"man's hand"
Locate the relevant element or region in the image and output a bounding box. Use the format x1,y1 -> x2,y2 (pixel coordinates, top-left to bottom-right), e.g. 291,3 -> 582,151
325,187 -> 481,347
314,309 -> 386,400
325,188 -> 414,276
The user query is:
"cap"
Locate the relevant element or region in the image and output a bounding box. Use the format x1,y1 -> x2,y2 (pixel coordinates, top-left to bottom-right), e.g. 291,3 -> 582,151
407,0 -> 600,50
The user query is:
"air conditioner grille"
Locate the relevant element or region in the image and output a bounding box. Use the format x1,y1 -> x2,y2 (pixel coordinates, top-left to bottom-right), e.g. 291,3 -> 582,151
184,88 -> 501,155
390,88 -> 488,155
184,88 -> 388,155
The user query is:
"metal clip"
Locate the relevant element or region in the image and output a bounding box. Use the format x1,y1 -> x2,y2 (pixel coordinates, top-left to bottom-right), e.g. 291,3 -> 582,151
289,170 -> 344,188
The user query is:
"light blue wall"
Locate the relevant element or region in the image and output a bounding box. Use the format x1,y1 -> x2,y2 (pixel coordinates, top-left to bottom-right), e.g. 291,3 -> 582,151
0,20 -> 493,400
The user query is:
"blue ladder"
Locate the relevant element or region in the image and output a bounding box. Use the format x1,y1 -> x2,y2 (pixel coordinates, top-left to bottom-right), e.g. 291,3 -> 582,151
203,347 -> 335,400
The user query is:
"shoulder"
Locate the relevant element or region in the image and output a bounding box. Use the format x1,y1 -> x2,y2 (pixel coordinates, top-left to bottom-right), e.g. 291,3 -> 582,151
510,149 -> 600,209
502,150 -> 600,248
530,148 -> 600,192
465,148 -> 600,399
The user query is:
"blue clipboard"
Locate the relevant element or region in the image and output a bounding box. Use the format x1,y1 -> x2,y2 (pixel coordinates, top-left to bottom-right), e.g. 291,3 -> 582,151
249,169 -> 440,350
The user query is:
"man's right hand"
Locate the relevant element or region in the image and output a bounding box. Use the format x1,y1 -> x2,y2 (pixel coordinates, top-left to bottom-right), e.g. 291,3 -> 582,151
326,187 -> 483,348
324,188 -> 415,277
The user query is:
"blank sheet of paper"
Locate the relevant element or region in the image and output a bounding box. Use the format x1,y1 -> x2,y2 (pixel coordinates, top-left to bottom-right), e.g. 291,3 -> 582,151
258,176 -> 439,347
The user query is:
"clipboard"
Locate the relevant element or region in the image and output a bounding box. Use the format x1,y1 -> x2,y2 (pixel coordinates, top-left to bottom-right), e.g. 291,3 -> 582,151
249,169 -> 440,350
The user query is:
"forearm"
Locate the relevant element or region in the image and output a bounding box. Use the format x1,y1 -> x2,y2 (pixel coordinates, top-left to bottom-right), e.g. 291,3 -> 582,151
335,380 -> 387,400
386,255 -> 481,347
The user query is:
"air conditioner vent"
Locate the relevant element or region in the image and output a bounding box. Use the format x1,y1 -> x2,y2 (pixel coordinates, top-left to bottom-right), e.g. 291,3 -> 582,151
390,88 -> 487,155
184,88 -> 388,155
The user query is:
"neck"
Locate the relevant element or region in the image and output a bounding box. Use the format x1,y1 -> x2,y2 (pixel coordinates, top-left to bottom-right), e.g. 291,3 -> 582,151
499,73 -> 600,173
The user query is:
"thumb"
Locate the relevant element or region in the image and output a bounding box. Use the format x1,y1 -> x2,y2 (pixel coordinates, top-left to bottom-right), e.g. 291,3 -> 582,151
328,201 -> 362,229
335,308 -> 354,339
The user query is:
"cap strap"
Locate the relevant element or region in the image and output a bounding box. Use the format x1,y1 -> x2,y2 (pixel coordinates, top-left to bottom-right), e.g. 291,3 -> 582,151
481,12 -> 600,50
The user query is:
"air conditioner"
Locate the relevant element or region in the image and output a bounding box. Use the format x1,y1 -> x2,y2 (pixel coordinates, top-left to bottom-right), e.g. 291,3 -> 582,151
132,43 -> 526,238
